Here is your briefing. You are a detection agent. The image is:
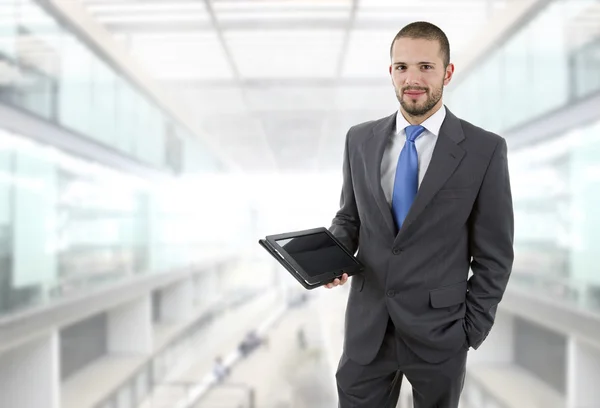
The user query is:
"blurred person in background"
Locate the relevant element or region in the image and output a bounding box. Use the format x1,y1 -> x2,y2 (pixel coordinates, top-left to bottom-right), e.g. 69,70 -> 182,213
212,356 -> 229,383
238,330 -> 264,357
326,21 -> 514,408
297,326 -> 307,350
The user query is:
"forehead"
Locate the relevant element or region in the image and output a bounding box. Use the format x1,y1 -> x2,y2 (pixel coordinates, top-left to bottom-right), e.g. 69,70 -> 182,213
391,37 -> 443,63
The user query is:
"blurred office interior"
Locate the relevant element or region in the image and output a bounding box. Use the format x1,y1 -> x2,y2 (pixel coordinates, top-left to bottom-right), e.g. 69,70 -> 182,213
0,0 -> 599,407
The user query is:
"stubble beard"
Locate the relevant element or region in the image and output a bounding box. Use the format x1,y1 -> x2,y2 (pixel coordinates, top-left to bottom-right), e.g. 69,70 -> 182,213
396,81 -> 444,117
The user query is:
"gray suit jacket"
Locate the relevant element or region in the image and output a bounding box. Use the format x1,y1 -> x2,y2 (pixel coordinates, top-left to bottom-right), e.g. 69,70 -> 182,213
329,107 -> 514,365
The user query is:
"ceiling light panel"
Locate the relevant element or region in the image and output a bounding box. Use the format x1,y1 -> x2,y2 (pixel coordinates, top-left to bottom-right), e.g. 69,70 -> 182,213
86,1 -> 207,14
217,10 -> 350,22
355,0 -> 501,33
213,0 -> 352,12
358,0 -> 506,10
82,0 -> 210,24
214,0 -> 351,26
129,33 -> 234,80
94,12 -> 210,24
225,30 -> 345,78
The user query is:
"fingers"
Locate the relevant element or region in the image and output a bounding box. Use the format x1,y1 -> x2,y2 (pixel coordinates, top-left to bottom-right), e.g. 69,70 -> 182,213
324,273 -> 349,289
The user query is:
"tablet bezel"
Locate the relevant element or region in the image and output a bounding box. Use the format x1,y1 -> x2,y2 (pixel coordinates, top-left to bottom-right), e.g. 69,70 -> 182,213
259,239 -> 322,289
264,227 -> 364,286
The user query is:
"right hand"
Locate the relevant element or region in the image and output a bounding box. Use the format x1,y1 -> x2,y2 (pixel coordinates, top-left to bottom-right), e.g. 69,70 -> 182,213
324,273 -> 349,289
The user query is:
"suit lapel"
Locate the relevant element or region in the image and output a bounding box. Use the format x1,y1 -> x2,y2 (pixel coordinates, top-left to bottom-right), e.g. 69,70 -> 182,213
395,107 -> 466,242
363,113 -> 397,238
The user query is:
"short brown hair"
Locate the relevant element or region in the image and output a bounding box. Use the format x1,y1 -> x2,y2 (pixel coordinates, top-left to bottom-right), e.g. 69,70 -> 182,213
390,21 -> 450,67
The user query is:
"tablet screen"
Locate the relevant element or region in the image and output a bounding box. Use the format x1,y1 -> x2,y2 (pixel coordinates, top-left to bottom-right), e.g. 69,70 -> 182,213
275,232 -> 358,277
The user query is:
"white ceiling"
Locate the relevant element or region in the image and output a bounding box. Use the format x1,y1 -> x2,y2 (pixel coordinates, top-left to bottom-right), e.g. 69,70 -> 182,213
78,0 -> 511,173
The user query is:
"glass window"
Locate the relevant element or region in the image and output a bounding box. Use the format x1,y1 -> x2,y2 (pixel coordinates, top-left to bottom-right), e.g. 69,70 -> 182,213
451,72 -> 481,126
181,131 -> 222,174
12,0 -> 61,120
511,117 -> 600,311
529,1 -> 570,118
0,1 -> 17,59
572,37 -> 600,99
58,35 -> 92,136
130,90 -> 147,159
90,59 -> 117,145
567,120 -> 600,289
114,76 -> 136,155
56,161 -> 149,297
502,24 -> 531,129
135,102 -> 164,167
480,50 -> 503,134
12,141 -> 58,298
0,128 -> 161,316
16,63 -> 54,119
0,0 -> 20,112
449,0 -> 600,134
0,139 -> 13,313
1,0 -> 224,171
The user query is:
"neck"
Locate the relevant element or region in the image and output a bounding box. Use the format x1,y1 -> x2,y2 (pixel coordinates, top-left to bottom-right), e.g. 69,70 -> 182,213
400,100 -> 443,125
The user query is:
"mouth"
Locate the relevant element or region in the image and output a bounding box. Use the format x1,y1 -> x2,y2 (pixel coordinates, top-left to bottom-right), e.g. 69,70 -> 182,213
403,90 -> 427,97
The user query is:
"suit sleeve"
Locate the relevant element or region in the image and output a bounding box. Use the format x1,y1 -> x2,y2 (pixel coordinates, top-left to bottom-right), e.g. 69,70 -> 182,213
465,138 -> 514,349
329,129 -> 360,254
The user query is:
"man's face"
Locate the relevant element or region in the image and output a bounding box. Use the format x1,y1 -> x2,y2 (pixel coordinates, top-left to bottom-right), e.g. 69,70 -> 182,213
389,37 -> 454,117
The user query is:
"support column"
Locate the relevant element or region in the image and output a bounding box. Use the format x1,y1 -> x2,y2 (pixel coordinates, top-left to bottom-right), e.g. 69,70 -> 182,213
567,338 -> 600,408
210,263 -> 222,295
192,270 -> 211,310
0,332 -> 59,408
208,267 -> 221,303
160,278 -> 193,323
108,295 -> 153,354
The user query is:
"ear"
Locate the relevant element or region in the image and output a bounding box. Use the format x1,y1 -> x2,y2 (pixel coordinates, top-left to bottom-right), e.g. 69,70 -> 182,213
443,63 -> 455,86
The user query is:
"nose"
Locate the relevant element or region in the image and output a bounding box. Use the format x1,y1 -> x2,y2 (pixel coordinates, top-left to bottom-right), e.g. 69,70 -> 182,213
404,66 -> 423,86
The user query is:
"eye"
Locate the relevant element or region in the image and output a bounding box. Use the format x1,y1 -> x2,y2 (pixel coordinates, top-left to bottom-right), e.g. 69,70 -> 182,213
395,65 -> 406,70
422,65 -> 433,70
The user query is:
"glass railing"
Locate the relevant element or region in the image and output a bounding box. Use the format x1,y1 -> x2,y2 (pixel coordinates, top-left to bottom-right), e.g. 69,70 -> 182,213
93,290 -> 262,408
572,34 -> 600,100
0,126 -> 231,318
510,271 -> 600,314
445,0 -> 600,135
0,0 -> 222,173
506,115 -> 600,316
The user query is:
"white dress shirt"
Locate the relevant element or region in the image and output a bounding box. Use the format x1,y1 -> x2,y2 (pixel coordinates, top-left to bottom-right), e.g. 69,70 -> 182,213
380,105 -> 446,206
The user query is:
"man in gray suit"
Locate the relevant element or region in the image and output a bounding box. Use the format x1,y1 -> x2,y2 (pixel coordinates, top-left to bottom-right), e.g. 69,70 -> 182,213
325,21 -> 514,408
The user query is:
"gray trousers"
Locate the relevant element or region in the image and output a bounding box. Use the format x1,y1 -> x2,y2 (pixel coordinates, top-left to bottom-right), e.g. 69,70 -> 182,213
336,318 -> 468,408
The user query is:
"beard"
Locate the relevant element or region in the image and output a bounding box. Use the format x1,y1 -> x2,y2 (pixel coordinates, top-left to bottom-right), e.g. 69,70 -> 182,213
395,81 -> 444,117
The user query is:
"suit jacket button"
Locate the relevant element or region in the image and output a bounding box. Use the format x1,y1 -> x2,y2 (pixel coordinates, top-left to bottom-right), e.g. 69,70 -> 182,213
392,248 -> 400,255
387,290 -> 395,297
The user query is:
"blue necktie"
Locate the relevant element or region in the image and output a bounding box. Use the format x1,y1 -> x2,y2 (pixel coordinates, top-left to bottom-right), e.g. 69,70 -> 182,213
392,125 -> 425,230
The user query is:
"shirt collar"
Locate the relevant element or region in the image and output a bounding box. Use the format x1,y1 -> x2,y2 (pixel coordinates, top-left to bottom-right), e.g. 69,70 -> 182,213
396,104 -> 446,137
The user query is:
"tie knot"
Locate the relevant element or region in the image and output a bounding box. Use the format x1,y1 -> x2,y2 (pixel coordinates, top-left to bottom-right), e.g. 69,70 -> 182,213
405,125 -> 425,142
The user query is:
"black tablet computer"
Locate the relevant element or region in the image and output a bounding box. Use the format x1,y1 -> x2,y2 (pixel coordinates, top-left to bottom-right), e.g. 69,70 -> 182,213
258,227 -> 365,290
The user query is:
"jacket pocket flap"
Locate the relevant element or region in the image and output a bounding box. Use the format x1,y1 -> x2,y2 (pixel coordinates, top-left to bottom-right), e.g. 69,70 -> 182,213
430,281 -> 467,308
